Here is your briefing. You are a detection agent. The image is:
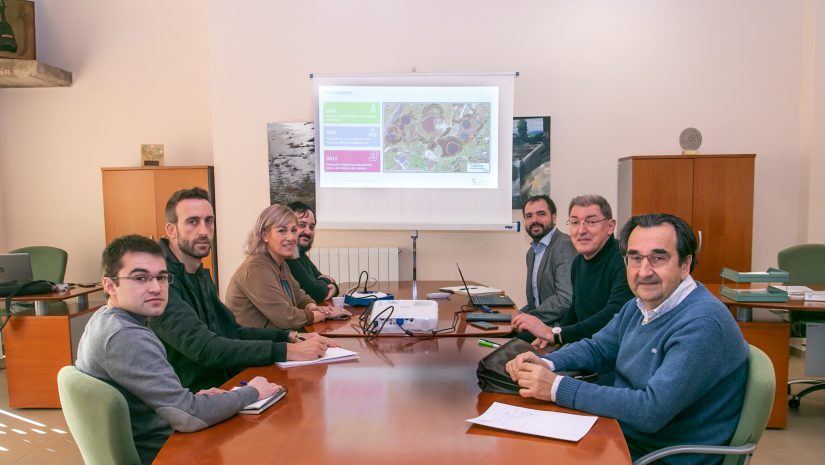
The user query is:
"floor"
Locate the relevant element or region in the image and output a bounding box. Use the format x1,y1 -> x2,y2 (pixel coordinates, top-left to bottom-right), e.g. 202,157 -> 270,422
0,352 -> 823,465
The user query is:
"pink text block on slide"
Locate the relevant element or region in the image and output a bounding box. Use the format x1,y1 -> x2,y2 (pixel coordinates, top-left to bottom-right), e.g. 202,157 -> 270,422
324,150 -> 381,172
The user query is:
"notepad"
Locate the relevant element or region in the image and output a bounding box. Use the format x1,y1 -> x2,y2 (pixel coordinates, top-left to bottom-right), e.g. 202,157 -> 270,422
467,402 -> 597,442
231,387 -> 287,415
276,347 -> 359,368
768,285 -> 813,299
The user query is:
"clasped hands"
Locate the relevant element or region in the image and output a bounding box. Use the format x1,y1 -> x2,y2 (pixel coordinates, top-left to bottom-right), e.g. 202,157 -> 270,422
310,303 -> 351,322
504,351 -> 557,402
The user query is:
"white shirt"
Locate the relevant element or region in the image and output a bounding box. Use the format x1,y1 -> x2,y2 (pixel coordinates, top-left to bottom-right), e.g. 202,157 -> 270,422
531,227 -> 556,307
636,275 -> 697,324
547,274 -> 697,401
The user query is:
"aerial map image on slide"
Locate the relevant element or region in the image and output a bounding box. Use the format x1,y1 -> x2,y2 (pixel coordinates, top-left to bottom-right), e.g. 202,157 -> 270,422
382,102 -> 491,173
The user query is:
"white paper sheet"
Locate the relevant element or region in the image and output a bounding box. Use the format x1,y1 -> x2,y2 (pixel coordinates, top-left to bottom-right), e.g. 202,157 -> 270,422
276,347 -> 359,368
467,402 -> 598,442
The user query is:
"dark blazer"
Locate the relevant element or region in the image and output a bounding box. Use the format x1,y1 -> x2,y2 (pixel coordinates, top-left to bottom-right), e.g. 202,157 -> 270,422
522,229 -> 577,324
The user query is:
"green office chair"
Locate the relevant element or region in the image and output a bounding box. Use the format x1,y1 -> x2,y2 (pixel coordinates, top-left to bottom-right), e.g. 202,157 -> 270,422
9,245 -> 68,283
57,366 -> 141,465
778,243 -> 825,408
633,345 -> 775,465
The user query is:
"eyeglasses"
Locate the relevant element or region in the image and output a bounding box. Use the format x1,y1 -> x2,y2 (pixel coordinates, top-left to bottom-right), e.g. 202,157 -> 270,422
623,253 -> 673,268
566,217 -> 610,228
109,274 -> 174,285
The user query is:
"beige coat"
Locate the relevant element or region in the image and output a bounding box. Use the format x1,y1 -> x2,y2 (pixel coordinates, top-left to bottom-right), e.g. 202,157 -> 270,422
225,253 -> 315,330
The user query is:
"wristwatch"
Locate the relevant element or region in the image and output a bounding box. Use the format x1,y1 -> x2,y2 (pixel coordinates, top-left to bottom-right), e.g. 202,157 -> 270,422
552,326 -> 562,345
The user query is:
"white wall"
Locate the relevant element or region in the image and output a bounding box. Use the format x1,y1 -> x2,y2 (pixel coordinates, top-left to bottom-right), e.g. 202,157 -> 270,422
209,0 -> 811,302
1,1 -> 821,306
0,0 -> 213,281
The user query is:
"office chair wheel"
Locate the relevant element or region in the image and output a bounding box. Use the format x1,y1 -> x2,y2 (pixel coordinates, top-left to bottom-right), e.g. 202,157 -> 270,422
788,396 -> 801,409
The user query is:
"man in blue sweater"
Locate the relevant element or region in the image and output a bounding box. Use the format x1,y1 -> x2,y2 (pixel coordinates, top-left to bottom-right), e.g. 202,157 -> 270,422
506,213 -> 748,465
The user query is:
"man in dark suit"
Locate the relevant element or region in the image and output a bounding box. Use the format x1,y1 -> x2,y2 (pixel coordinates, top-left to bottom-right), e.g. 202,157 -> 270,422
516,195 -> 576,330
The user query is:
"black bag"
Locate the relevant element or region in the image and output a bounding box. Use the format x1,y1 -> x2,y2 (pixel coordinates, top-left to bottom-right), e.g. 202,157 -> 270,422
0,279 -> 53,297
1,280 -> 53,331
476,338 -> 598,394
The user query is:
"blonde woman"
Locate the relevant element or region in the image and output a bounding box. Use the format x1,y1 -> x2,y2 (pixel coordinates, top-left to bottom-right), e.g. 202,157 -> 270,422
226,204 -> 351,330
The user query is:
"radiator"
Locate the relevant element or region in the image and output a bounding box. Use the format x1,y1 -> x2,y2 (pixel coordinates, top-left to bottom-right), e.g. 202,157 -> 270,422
309,247 -> 400,284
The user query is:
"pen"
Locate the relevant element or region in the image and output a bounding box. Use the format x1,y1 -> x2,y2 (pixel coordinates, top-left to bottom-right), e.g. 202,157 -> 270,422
296,335 -> 306,341
478,339 -> 501,349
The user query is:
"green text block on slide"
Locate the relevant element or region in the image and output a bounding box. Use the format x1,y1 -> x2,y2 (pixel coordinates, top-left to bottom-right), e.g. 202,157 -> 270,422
324,102 -> 380,124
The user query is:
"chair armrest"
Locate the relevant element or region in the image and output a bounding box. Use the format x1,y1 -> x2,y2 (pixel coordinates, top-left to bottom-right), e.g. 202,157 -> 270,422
633,443 -> 756,465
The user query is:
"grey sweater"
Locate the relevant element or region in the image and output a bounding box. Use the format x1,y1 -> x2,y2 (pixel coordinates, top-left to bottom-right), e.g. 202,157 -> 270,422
76,306 -> 258,465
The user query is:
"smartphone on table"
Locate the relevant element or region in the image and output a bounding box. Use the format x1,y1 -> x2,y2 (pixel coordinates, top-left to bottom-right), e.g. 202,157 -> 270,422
470,321 -> 498,330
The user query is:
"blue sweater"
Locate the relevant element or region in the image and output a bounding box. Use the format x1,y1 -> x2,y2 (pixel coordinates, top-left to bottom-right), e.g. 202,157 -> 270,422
546,284 -> 748,465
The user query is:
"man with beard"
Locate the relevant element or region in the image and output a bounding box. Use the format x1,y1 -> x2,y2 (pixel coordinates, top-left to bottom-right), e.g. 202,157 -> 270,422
515,195 -> 576,329
286,201 -> 338,304
149,188 -> 336,392
513,195 -> 633,348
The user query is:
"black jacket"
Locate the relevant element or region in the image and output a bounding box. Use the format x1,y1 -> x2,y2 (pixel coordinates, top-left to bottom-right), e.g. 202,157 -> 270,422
149,239 -> 291,392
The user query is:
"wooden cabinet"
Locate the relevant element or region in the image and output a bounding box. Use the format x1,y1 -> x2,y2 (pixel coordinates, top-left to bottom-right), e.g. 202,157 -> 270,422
618,154 -> 755,284
101,166 -> 219,285
4,304 -> 99,407
737,321 -> 790,428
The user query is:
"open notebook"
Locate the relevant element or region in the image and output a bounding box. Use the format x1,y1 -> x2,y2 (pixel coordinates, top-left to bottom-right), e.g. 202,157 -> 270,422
230,387 -> 287,415
276,347 -> 359,368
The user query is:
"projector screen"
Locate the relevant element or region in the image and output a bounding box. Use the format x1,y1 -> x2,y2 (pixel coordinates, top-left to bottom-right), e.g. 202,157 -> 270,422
312,73 -> 516,231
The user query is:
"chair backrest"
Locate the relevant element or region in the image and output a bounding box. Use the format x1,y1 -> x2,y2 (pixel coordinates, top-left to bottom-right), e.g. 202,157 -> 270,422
9,246 -> 68,283
721,345 -> 776,465
57,366 -> 141,465
777,244 -> 825,285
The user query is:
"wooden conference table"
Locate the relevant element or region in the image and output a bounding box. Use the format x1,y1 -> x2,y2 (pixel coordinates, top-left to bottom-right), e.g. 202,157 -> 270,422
154,337 -> 631,465
308,280 -> 519,337
705,283 -> 825,429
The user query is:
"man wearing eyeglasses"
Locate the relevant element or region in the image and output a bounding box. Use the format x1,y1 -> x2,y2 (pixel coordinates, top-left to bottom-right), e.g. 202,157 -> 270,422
77,235 -> 283,464
149,187 -> 337,393
516,195 -> 576,330
513,195 -> 633,347
506,213 -> 748,465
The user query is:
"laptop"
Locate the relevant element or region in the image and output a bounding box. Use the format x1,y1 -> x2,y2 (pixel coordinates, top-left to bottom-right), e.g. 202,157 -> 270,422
455,263 -> 515,308
0,253 -> 34,282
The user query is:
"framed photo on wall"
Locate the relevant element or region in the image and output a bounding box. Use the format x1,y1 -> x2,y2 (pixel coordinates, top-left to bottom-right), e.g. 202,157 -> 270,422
268,122 -> 316,208
512,116 -> 551,209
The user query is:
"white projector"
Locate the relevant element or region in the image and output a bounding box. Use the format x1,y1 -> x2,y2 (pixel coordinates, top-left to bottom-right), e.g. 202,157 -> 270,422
368,300 -> 439,334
